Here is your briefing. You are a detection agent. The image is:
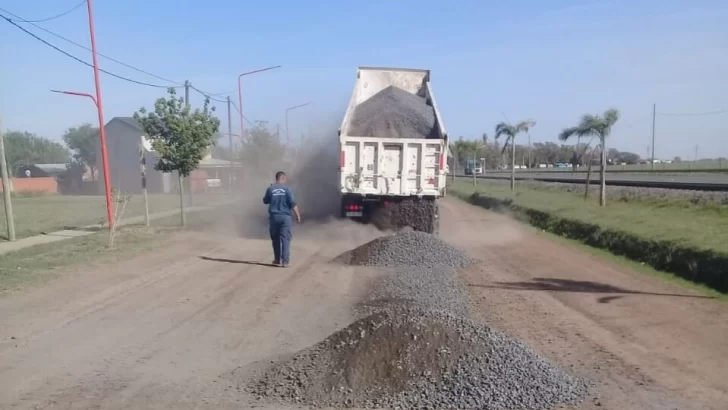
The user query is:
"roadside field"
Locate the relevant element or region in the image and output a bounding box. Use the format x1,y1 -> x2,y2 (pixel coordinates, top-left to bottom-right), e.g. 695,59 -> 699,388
450,180 -> 728,254
484,159 -> 726,173
466,171 -> 728,185
0,206 -> 227,294
457,177 -> 728,207
0,193 -> 229,241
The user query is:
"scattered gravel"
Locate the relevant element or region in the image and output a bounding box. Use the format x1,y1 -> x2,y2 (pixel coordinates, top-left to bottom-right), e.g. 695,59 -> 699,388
349,86 -> 438,139
337,230 -> 473,269
370,198 -> 439,234
250,308 -> 588,409
360,266 -> 471,318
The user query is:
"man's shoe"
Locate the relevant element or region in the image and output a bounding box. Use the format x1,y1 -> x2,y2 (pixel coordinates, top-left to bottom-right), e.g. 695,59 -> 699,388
272,260 -> 281,267
280,262 -> 289,268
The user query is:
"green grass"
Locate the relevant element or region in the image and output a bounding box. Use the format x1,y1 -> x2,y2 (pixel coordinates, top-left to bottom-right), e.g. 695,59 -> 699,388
0,193 -> 228,241
451,180 -> 728,254
538,230 -> 728,301
464,177 -> 728,210
0,207 -> 222,294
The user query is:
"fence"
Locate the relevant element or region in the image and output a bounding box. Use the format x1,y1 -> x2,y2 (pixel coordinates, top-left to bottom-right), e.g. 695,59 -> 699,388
0,177 -> 58,194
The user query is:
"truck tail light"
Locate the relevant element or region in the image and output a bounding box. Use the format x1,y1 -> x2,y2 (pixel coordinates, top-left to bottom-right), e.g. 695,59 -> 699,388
439,153 -> 444,171
340,150 -> 345,167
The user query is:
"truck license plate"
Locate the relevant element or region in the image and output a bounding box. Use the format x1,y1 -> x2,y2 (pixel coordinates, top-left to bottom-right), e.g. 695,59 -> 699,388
346,211 -> 363,217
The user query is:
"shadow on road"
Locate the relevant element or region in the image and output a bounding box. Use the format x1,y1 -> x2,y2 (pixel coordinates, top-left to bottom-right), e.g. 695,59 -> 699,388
198,256 -> 277,268
470,277 -> 713,303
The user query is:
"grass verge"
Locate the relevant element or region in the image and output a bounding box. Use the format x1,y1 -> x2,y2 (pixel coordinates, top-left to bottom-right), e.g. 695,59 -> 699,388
450,180 -> 728,294
0,207 -> 222,294
0,193 -> 229,241
537,230 -> 728,301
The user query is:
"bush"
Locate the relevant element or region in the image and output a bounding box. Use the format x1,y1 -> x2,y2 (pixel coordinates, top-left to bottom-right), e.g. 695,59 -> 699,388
467,192 -> 728,293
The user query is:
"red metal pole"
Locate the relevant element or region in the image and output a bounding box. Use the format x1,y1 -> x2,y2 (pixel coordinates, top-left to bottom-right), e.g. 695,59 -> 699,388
51,90 -> 97,106
237,65 -> 281,142
86,0 -> 114,229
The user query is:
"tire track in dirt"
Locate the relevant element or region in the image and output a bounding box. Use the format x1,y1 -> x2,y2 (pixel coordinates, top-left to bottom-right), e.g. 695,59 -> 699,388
0,219 -> 383,409
438,197 -> 728,410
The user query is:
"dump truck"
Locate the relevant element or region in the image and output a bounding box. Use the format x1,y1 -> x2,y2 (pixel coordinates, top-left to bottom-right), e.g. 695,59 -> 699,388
338,66 -> 449,234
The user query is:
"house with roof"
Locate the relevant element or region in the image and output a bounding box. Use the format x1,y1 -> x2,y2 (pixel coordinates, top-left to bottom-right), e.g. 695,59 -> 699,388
97,117 -> 242,194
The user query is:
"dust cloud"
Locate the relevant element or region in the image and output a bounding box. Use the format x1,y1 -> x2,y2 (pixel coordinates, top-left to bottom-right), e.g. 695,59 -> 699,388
216,120 -> 345,240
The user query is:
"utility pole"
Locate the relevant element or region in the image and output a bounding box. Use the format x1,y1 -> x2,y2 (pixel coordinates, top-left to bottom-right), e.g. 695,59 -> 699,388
472,154 -> 476,186
695,144 -> 699,161
139,138 -> 149,227
652,104 -> 657,171
0,118 -> 16,241
183,80 -> 193,205
184,80 -> 190,107
227,96 -> 233,193
86,0 -> 114,230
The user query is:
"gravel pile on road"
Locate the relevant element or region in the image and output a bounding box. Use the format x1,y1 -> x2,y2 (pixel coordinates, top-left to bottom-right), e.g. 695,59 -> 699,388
250,232 -> 587,409
349,86 -> 438,139
336,230 -> 473,269
250,308 -> 588,409
359,266 -> 471,318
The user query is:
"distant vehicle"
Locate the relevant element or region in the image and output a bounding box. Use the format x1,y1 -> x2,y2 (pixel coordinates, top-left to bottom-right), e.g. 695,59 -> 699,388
465,159 -> 483,175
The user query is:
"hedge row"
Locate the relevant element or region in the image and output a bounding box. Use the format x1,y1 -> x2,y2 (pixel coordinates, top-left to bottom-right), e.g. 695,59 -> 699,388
463,192 -> 728,293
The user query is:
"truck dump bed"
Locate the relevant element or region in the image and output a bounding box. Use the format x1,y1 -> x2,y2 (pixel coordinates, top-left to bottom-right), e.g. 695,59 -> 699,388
338,67 -> 448,198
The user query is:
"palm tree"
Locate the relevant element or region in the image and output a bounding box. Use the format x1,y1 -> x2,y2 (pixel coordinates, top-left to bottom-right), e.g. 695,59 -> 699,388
495,120 -> 536,190
559,109 -> 620,207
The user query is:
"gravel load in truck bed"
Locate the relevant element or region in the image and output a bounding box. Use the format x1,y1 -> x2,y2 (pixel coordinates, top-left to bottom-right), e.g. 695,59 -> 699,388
349,85 -> 438,139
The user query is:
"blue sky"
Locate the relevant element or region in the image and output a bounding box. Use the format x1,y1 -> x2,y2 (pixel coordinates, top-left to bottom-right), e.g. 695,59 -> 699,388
1,0 -> 727,159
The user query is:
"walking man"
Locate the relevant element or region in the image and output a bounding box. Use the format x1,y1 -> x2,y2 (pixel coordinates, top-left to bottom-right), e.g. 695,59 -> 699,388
263,171 -> 301,267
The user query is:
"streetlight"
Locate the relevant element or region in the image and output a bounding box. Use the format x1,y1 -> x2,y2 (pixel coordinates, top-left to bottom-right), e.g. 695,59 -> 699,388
237,65 -> 282,141
285,102 -> 312,146
51,88 -> 114,229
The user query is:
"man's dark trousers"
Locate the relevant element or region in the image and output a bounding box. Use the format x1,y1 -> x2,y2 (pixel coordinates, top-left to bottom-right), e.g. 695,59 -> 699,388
269,214 -> 292,264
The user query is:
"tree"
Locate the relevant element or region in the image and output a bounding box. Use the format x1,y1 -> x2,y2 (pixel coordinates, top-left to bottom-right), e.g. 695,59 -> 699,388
62,123 -> 99,180
238,121 -> 287,182
559,108 -> 620,207
494,120 -> 536,190
2,131 -> 69,174
134,88 -> 220,225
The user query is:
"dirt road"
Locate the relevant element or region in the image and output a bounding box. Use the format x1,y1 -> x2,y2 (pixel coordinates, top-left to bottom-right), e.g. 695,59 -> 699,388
0,199 -> 726,409
0,218 -> 383,409
441,198 -> 728,410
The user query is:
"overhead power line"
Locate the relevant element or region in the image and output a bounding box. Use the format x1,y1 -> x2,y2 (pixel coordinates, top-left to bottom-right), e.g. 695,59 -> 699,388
0,6 -> 184,87
2,6 -> 262,118
0,13 -> 169,88
227,99 -> 255,127
8,0 -> 86,23
657,109 -> 728,117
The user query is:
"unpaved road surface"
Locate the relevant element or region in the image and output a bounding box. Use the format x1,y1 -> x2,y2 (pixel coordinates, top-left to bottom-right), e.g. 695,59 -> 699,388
441,198 -> 728,410
1,198 -> 726,409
